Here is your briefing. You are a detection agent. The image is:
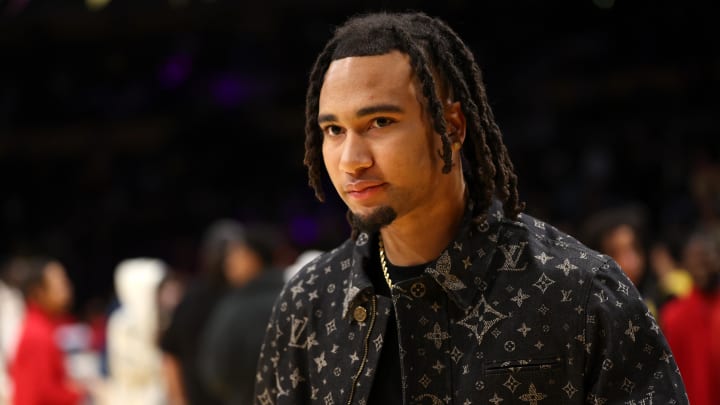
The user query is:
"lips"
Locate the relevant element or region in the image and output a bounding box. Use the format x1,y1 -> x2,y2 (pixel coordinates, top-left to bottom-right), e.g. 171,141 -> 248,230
344,181 -> 385,200
344,181 -> 385,193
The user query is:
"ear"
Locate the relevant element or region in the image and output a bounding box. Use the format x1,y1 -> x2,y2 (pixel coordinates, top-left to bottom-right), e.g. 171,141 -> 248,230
444,101 -> 466,146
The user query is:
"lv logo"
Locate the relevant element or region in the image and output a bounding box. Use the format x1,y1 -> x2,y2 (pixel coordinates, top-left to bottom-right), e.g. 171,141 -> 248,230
498,242 -> 528,272
288,315 -> 312,349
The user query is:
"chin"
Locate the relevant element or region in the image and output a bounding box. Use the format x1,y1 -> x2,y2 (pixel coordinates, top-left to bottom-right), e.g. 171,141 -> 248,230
350,206 -> 397,234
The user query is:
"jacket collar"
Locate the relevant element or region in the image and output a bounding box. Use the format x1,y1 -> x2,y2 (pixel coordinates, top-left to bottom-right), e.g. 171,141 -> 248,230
342,199 -> 505,320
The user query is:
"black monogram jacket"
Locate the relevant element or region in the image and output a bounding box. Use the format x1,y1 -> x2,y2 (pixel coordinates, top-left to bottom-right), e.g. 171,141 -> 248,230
254,205 -> 688,405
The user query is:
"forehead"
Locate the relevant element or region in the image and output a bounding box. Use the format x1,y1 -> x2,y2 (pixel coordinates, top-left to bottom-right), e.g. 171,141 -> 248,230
44,262 -> 68,282
319,51 -> 418,112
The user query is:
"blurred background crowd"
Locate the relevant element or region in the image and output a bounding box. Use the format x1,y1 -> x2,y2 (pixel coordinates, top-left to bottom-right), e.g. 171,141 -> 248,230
0,0 -> 719,404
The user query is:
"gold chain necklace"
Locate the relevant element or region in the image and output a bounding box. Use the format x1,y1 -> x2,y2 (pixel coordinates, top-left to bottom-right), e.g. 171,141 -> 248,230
378,236 -> 393,289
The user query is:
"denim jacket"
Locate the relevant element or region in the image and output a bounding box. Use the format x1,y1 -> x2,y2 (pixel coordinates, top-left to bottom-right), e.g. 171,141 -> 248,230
254,205 -> 688,405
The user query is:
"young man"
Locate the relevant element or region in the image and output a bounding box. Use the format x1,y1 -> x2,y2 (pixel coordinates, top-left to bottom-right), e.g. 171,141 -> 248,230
254,11 -> 688,404
9,256 -> 87,405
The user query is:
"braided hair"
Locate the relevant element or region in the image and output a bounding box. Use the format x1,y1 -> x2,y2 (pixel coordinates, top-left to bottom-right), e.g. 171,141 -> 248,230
304,11 -> 525,235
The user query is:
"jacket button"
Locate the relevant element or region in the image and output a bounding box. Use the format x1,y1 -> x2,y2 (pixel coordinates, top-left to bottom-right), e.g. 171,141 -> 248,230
353,306 -> 367,322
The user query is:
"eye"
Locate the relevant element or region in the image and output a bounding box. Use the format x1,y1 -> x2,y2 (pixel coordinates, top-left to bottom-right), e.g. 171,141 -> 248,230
322,125 -> 344,137
370,117 -> 395,129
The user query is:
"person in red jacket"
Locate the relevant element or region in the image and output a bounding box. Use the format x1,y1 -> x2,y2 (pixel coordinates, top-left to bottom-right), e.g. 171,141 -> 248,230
660,228 -> 720,405
9,256 -> 87,405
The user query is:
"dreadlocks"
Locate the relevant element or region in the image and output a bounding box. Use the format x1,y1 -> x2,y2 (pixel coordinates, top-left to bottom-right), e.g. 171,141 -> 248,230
304,11 -> 525,235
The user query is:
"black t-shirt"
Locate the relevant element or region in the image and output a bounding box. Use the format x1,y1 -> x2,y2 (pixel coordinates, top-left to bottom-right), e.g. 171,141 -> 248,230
159,280 -> 226,405
367,249 -> 428,403
198,269 -> 286,404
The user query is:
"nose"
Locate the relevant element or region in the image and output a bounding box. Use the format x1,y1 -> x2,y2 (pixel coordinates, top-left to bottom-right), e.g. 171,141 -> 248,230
338,131 -> 373,175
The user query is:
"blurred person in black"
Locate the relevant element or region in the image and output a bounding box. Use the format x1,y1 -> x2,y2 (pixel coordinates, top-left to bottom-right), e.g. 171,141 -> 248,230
253,11 -> 687,404
197,223 -> 286,405
159,218 -> 260,405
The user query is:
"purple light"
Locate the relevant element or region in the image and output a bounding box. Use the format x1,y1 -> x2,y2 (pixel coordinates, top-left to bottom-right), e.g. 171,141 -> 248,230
5,0 -> 30,16
289,216 -> 320,246
209,73 -> 253,108
158,53 -> 193,89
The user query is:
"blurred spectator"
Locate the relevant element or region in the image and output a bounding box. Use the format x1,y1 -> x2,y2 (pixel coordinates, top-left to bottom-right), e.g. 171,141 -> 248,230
103,258 -> 168,405
0,259 -> 26,404
8,256 -> 88,405
580,203 -> 674,317
155,269 -> 187,341
159,218 -> 256,405
712,254 -> 720,403
648,230 -> 693,303
690,161 -> 720,228
660,228 -> 720,405
197,224 -> 287,405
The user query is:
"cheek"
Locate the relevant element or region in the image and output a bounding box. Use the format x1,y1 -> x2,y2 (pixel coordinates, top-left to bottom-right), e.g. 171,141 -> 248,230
322,143 -> 342,181
321,143 -> 333,169
390,136 -> 438,175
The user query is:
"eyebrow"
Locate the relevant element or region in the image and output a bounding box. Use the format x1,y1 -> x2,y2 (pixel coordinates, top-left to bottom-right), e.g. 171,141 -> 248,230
317,104 -> 405,124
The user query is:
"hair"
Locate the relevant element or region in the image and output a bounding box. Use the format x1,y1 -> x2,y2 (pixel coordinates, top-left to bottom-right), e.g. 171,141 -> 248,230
243,222 -> 283,268
580,203 -> 649,253
683,226 -> 720,292
199,218 -> 247,289
4,255 -> 56,300
303,11 -> 524,237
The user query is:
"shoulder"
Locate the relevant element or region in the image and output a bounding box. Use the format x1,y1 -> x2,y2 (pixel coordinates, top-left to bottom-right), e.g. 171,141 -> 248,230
502,212 -> 620,280
215,273 -> 284,315
173,280 -> 222,318
284,239 -> 355,288
17,315 -> 55,350
269,239 -> 355,320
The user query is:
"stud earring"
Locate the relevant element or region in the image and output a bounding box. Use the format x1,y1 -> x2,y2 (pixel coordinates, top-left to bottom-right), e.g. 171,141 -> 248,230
452,141 -> 462,151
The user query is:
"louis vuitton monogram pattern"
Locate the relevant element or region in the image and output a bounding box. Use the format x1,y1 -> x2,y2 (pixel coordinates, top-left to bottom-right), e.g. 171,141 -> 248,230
254,206 -> 688,404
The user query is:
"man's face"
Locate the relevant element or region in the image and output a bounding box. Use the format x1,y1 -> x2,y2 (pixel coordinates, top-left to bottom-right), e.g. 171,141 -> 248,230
682,237 -> 719,291
224,243 -> 263,287
37,261 -> 73,315
601,224 -> 646,285
318,51 -> 454,232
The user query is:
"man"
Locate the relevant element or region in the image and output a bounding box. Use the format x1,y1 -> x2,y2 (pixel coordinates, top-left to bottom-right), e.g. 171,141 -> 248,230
9,256 -> 87,405
197,224 -> 286,405
254,11 -> 688,404
160,218 -> 250,405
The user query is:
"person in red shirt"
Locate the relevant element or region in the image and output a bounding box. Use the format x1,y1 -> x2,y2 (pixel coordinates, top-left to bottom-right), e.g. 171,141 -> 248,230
660,228 -> 720,405
9,256 -> 87,405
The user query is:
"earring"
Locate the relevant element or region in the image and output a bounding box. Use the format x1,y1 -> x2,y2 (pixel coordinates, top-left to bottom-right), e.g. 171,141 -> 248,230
452,141 -> 462,151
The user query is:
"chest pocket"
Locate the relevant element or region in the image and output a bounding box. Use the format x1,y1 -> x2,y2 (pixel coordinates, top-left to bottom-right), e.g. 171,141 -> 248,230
479,357 -> 572,404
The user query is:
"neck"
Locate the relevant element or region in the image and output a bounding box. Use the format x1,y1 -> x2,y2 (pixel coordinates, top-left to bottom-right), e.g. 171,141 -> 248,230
379,184 -> 467,266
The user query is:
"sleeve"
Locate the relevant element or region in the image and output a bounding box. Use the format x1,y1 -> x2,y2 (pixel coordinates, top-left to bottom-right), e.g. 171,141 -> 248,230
253,284 -> 306,405
11,334 -> 83,405
582,260 -> 689,404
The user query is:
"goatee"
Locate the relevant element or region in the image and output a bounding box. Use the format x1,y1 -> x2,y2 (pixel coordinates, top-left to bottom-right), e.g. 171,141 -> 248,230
349,206 -> 397,234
